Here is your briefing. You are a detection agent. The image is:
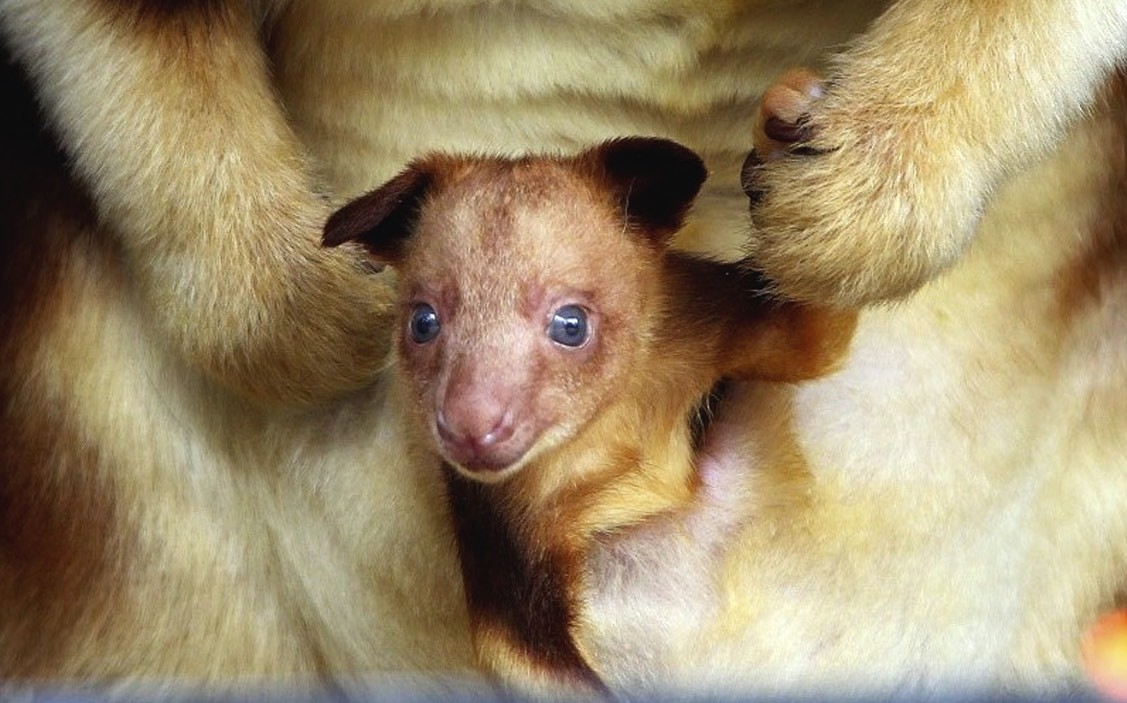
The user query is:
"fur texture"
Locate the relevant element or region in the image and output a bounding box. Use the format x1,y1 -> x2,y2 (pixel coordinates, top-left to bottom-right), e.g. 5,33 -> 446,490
322,138 -> 853,695
745,0 -> 1127,304
0,0 -> 1124,697
577,67 -> 1127,694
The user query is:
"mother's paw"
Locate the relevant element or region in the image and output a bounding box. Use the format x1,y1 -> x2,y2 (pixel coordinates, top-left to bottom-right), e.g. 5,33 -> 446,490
741,69 -> 987,305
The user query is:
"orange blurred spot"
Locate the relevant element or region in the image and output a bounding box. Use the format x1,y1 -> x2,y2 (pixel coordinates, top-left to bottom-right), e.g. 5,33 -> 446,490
1084,609 -> 1127,701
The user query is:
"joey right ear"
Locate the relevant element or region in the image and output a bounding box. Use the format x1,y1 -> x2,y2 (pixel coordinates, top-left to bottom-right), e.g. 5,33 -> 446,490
322,165 -> 432,269
586,137 -> 708,248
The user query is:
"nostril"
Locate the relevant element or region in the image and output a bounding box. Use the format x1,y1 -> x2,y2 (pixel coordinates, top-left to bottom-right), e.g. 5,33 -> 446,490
478,411 -> 514,448
435,409 -> 461,446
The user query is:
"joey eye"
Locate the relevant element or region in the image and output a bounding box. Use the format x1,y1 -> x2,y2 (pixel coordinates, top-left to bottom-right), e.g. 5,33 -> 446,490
408,303 -> 441,344
548,305 -> 589,348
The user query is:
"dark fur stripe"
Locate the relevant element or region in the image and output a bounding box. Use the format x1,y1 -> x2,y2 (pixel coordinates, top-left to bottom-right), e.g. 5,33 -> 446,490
441,465 -> 609,694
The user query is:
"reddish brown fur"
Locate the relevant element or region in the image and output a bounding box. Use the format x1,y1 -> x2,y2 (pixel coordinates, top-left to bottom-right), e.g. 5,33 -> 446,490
3,0 -> 1123,691
0,59 -> 125,677
443,468 -> 607,692
324,138 -> 856,692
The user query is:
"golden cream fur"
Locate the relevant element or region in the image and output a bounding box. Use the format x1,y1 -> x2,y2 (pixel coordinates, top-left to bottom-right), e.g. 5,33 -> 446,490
322,138 -> 854,696
0,0 -> 1124,696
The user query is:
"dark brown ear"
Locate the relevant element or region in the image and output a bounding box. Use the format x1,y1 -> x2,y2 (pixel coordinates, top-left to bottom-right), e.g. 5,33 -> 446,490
587,137 -> 707,247
322,165 -> 432,269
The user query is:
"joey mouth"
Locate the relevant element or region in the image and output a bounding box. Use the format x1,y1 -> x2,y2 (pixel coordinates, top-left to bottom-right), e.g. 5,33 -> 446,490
441,447 -> 535,484
447,461 -> 526,484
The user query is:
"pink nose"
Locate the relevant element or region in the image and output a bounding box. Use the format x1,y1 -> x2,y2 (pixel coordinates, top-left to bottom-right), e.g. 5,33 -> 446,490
435,404 -> 516,470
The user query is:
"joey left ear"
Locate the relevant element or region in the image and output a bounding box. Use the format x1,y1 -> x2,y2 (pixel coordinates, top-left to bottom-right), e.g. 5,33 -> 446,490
587,137 -> 708,246
322,164 -> 433,269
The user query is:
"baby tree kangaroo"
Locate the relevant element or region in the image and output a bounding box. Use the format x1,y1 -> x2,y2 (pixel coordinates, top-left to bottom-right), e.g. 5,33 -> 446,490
323,138 -> 855,694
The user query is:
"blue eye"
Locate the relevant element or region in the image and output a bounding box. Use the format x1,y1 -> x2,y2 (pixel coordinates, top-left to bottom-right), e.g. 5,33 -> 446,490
408,303 -> 441,344
549,305 -> 589,347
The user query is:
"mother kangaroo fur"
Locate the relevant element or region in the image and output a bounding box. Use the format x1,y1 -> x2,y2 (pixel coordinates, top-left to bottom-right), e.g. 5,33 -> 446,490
0,0 -> 1125,696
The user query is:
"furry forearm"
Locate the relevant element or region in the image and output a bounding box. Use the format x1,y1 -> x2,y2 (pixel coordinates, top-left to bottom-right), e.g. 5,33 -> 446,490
748,0 -> 1127,305
833,0 -> 1127,185
0,0 -> 392,404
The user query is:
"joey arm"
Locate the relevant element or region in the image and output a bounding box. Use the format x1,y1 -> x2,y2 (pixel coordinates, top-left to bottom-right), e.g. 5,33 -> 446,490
0,1 -> 392,404
663,253 -> 855,382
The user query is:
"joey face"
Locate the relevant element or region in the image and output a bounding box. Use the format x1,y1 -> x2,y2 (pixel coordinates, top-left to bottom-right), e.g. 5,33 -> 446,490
395,164 -> 656,482
322,136 -> 707,484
